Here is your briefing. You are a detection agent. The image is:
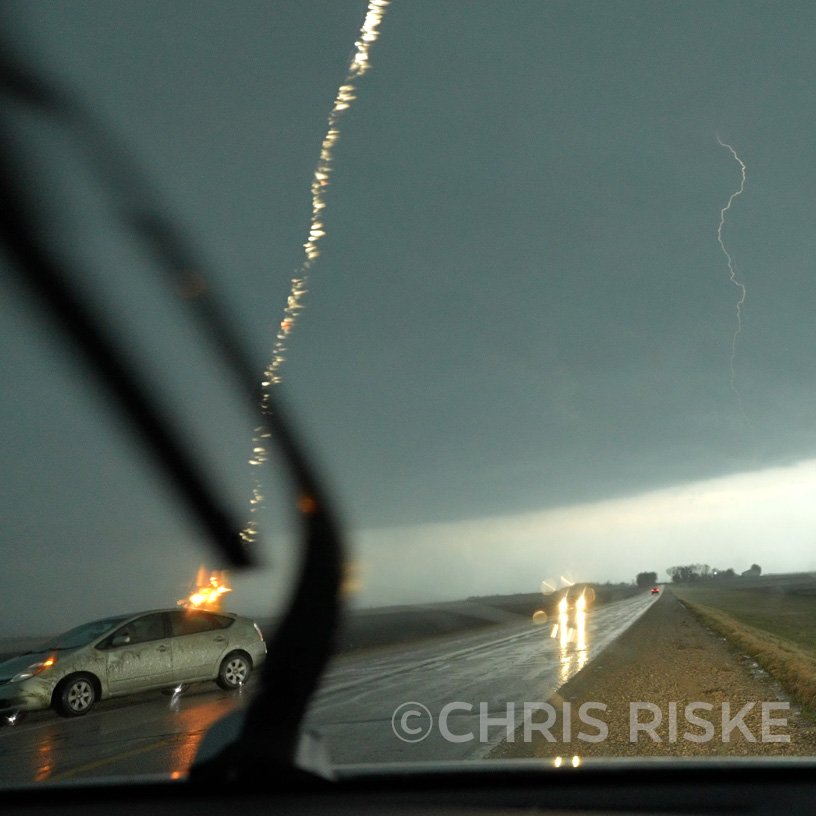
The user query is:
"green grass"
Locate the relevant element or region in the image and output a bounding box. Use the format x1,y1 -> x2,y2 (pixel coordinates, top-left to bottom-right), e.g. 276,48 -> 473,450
674,585 -> 816,652
673,580 -> 816,711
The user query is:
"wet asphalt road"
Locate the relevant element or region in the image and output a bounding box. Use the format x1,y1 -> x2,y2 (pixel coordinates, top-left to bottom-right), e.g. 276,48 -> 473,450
308,592 -> 658,763
0,592 -> 657,783
0,682 -> 243,784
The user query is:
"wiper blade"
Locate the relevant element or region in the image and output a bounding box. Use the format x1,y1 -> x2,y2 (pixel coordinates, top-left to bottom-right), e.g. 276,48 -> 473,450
1,32 -> 344,783
0,43 -> 252,569
189,409 -> 344,783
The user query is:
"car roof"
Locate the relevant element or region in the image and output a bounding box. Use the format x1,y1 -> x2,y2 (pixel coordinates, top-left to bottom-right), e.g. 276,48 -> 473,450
117,608 -> 238,618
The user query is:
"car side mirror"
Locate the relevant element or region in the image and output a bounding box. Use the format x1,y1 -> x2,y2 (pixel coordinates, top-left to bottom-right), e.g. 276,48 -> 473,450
111,633 -> 131,647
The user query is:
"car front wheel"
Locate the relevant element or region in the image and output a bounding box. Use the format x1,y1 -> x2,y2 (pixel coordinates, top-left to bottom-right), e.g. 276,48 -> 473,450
55,673 -> 97,717
217,652 -> 251,690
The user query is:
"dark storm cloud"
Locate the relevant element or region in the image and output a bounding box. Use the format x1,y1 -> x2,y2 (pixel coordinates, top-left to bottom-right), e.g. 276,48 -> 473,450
4,1 -> 816,626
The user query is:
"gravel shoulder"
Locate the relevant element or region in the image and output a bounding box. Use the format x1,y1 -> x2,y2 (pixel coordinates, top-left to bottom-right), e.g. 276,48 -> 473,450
492,589 -> 816,758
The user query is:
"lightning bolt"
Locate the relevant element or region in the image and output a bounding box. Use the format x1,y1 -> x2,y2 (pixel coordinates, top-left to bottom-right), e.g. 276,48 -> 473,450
243,0 -> 392,544
716,135 -> 748,420
262,0 -> 391,392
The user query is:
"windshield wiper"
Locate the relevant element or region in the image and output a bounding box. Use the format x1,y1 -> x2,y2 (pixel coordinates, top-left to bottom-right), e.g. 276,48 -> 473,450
1,34 -> 343,784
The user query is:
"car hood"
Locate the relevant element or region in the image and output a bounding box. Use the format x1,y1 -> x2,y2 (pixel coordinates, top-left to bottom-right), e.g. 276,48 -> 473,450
0,649 -> 74,679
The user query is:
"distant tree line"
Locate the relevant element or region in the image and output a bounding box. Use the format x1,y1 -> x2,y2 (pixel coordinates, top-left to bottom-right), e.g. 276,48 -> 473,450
635,571 -> 658,588
665,563 -> 761,583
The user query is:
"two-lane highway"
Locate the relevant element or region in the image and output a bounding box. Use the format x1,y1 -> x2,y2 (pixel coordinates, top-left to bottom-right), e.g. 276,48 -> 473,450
0,592 -> 658,782
307,591 -> 657,762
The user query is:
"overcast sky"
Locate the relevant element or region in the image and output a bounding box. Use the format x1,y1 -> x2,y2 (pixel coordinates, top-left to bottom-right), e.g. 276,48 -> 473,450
3,1 -> 816,633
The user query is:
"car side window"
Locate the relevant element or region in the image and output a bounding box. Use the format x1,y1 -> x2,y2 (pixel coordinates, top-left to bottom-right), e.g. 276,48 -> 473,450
113,613 -> 167,645
168,610 -> 223,637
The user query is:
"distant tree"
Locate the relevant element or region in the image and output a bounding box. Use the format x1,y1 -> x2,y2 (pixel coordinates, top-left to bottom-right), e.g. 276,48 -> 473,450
636,571 -> 658,588
667,564 -> 712,583
712,567 -> 736,579
667,565 -> 688,583
741,563 -> 762,577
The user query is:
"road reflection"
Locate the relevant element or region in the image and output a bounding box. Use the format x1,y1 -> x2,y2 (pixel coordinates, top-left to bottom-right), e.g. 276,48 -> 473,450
0,685 -> 250,785
553,593 -> 589,686
34,730 -> 56,782
164,689 -> 242,776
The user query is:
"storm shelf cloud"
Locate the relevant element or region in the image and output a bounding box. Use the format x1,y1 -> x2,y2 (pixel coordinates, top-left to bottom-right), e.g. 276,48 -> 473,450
4,1 -> 816,633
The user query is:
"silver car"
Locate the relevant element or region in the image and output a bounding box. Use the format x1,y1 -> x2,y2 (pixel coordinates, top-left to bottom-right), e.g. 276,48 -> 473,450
0,609 -> 266,717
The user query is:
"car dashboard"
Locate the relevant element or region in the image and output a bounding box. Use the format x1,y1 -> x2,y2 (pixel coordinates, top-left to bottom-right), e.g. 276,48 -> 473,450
5,760 -> 816,816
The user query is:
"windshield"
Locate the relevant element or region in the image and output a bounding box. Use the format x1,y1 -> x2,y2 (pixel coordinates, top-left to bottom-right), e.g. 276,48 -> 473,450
2,0 -> 816,787
40,617 -> 131,651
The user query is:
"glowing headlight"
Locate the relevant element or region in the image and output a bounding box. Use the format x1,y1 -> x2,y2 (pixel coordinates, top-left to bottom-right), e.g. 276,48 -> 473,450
10,655 -> 57,683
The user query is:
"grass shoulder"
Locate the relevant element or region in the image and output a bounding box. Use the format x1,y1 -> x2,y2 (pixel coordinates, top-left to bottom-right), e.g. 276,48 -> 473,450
673,578 -> 816,716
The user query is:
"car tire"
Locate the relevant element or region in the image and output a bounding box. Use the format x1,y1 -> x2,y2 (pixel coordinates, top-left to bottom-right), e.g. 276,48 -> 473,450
216,651 -> 251,690
55,673 -> 98,717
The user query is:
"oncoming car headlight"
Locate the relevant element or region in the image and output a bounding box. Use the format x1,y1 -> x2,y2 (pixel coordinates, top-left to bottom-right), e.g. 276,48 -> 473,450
11,655 -> 57,683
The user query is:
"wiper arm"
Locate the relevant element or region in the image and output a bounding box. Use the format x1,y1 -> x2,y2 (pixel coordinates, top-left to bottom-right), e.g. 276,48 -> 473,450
0,45 -> 261,410
1,34 -> 344,783
0,43 -> 252,569
0,135 -> 253,567
190,486 -> 342,785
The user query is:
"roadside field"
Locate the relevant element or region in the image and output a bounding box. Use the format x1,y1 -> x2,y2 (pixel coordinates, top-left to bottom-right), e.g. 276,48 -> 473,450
493,590 -> 816,758
674,577 -> 816,712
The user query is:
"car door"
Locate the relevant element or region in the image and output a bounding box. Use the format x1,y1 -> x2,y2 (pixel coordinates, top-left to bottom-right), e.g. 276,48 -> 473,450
103,613 -> 174,694
167,610 -> 230,682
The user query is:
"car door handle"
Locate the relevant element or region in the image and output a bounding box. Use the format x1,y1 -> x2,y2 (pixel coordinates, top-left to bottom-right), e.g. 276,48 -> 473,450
157,645 -> 169,652
214,635 -> 226,642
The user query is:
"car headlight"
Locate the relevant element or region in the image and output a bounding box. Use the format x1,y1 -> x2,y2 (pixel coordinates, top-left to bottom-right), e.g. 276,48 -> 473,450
10,655 -> 57,683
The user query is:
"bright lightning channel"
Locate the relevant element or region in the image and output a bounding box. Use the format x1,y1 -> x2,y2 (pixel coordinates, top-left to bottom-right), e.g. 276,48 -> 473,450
716,135 -> 748,421
242,0 -> 392,544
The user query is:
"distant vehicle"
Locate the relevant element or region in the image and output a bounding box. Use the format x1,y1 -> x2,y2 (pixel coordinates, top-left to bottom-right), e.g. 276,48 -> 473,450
650,586 -> 660,595
556,591 -> 591,614
0,609 -> 266,717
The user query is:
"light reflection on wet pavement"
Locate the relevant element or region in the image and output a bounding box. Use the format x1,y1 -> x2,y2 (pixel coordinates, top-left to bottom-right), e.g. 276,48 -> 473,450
0,685 -> 241,784
308,592 -> 657,762
0,593 -> 656,781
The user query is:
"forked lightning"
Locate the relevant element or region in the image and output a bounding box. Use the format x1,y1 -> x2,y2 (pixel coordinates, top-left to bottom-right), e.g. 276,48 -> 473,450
716,135 -> 748,420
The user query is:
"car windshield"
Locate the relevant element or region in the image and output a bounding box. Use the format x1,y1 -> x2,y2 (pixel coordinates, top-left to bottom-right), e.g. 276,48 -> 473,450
3,0 -> 816,789
40,618 -> 131,651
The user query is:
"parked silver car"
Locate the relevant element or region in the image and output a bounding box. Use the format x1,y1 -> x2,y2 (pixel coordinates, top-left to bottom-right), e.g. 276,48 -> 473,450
0,609 -> 266,717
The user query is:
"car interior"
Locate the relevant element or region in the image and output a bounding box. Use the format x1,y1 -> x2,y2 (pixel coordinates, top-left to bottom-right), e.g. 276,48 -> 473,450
3,2 -> 816,814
